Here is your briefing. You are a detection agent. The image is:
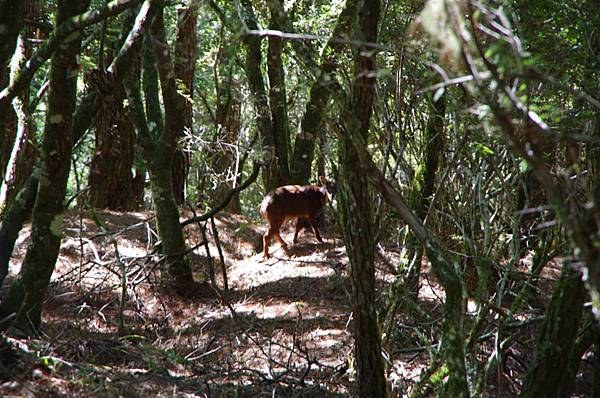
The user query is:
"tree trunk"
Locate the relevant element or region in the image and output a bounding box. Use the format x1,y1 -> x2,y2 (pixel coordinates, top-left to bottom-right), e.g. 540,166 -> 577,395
87,69 -> 138,210
0,0 -> 29,138
153,9 -> 189,207
122,6 -> 196,294
0,107 -> 16,199
172,1 -> 197,205
86,10 -> 143,210
520,264 -> 586,397
290,0 -> 362,184
212,81 -> 242,213
405,92 -> 446,292
0,29 -> 37,211
426,244 -> 469,396
0,169 -> 38,287
0,0 -> 90,334
338,1 -> 388,396
240,0 -> 279,191
266,0 -> 290,185
0,0 -> 29,70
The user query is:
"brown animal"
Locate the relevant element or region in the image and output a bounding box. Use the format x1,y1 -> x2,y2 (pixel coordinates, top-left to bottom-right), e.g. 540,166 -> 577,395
260,176 -> 336,259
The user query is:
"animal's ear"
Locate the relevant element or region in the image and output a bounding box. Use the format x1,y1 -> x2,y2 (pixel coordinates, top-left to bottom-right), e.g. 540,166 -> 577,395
319,175 -> 338,198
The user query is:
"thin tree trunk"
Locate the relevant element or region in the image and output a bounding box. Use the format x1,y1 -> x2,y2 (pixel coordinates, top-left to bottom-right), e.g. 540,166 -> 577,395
0,29 -> 37,210
290,0 -> 361,184
0,0 -> 90,334
122,6 -> 196,294
172,1 -> 197,205
405,92 -> 446,292
240,0 -> 278,191
338,1 -> 388,396
266,0 -> 290,185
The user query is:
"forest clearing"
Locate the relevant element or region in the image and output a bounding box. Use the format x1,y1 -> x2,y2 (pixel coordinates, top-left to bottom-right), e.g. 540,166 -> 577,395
1,0 -> 599,396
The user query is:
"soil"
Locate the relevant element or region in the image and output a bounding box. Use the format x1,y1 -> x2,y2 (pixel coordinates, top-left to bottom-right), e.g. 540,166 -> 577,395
0,209 -> 592,397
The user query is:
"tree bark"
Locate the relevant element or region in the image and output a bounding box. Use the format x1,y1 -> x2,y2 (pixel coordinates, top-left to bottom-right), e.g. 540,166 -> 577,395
0,0 -> 90,334
338,1 -> 388,396
0,0 -> 29,201
405,92 -> 446,292
86,10 -> 140,210
0,0 -> 29,73
0,168 -> 38,287
240,0 -> 278,191
172,1 -> 197,205
290,0 -> 361,184
0,21 -> 38,211
150,9 -> 196,290
122,5 -> 196,294
87,69 -> 138,210
520,264 -> 586,397
266,0 -> 290,185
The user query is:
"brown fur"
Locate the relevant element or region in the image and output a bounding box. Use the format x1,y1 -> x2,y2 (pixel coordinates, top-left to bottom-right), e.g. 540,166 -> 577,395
260,184 -> 330,259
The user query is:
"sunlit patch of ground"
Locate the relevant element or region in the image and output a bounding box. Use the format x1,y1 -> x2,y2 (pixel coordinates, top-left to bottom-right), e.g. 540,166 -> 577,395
3,209 -> 577,397
3,210 -> 368,396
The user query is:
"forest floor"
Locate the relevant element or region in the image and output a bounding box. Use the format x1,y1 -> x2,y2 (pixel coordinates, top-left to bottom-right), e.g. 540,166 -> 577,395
0,209 -> 592,397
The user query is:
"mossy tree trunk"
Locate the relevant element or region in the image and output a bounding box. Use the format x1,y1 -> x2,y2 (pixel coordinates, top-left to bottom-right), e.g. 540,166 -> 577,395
241,0 -> 283,191
0,168 -> 38,287
123,5 -> 196,294
405,92 -> 446,292
426,244 -> 469,396
289,0 -> 361,184
519,264 -> 586,397
0,0 -> 29,143
171,0 -> 197,205
338,1 -> 388,396
265,0 -> 290,186
0,25 -> 37,211
0,0 -> 90,334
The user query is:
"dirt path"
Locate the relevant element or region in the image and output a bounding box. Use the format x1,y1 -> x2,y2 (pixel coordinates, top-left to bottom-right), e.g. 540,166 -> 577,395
2,210 -> 370,397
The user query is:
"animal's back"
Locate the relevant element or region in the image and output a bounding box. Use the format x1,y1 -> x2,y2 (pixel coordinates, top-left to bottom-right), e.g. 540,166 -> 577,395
260,185 -> 326,221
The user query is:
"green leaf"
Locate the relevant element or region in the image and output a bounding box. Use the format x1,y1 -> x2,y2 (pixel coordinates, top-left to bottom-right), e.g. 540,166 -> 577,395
475,143 -> 494,156
519,159 -> 530,173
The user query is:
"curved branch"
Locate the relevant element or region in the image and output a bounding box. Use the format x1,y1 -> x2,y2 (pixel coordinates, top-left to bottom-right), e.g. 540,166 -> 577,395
0,0 -> 142,110
181,162 -> 261,227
